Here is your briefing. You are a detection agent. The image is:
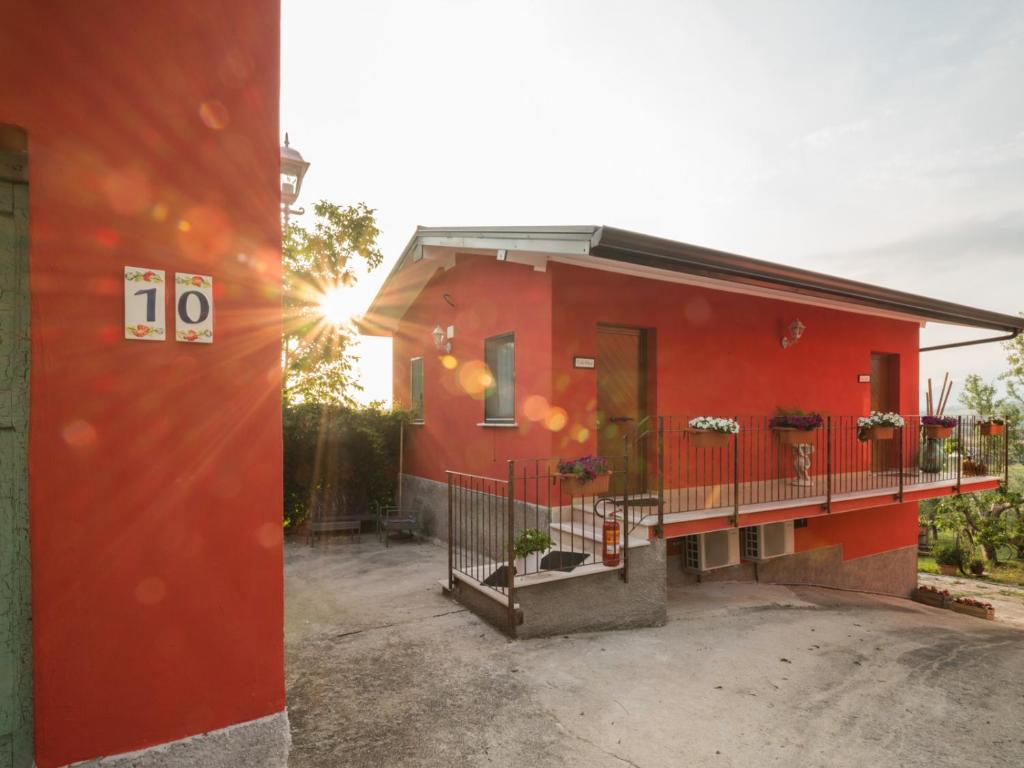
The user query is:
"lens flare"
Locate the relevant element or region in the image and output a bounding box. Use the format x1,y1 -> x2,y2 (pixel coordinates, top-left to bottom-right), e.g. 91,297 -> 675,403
318,286 -> 350,326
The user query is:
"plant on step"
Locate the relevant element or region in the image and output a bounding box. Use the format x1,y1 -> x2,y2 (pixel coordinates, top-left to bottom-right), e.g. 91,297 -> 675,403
769,410 -> 824,431
921,416 -> 957,428
688,416 -> 740,434
514,528 -> 554,559
556,455 -> 610,483
933,542 -> 964,569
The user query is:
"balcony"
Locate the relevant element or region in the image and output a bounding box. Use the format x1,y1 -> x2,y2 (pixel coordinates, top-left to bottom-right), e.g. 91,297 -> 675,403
640,414 -> 1007,537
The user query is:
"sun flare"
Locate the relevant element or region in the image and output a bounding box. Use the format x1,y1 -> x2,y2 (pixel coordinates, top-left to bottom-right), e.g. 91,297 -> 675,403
318,286 -> 350,326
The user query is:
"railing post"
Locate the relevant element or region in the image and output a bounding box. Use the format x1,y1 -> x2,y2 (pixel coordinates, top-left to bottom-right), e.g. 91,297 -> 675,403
897,424 -> 904,502
506,459 -> 516,628
955,416 -> 962,493
447,472 -> 454,591
731,418 -> 740,527
1005,418 -> 1012,490
825,416 -> 832,513
657,416 -> 665,537
622,448 -> 630,583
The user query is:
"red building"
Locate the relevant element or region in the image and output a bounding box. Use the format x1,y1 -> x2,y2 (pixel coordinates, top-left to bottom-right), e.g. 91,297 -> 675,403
366,226 -> 1021,635
1,3 -> 287,766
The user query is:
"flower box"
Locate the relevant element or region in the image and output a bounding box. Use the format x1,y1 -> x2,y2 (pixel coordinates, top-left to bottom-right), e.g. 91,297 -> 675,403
688,429 -> 731,449
558,473 -> 610,497
980,422 -> 1004,437
773,427 -> 818,445
951,599 -> 994,621
923,425 -> 954,439
912,586 -> 952,609
865,425 -> 895,441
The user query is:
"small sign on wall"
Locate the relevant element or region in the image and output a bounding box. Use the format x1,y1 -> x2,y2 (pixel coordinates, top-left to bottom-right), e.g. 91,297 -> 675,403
124,267 -> 166,340
573,356 -> 596,369
858,374 -> 871,383
175,273 -> 214,343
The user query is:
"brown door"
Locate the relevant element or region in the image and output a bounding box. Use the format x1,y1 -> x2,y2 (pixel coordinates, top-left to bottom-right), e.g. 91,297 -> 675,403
596,326 -> 646,494
870,352 -> 900,471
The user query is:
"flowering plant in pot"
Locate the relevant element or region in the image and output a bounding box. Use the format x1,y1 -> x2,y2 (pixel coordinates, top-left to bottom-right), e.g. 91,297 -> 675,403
921,415 -> 957,440
556,455 -> 610,496
856,411 -> 905,441
687,416 -> 739,449
951,595 -> 995,620
980,416 -> 1005,436
912,584 -> 952,609
932,542 -> 963,576
769,411 -> 824,445
513,528 -> 554,575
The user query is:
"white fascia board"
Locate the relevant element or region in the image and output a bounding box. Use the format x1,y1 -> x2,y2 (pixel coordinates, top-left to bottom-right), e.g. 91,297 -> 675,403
416,234 -> 591,256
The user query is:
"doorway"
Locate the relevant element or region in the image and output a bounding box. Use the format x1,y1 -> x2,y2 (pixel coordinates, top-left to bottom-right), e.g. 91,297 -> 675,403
870,352 -> 900,472
0,126 -> 31,768
596,325 -> 648,494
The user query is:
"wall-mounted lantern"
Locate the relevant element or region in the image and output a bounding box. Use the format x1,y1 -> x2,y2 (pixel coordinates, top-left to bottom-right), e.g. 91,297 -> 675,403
781,319 -> 805,349
432,324 -> 453,354
280,132 -> 310,226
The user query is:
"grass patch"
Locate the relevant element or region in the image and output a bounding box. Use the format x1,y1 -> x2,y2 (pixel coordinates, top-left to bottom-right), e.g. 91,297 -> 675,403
918,530 -> 1024,588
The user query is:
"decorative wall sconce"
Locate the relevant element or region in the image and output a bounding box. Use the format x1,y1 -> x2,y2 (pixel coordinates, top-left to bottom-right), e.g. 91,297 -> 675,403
781,319 -> 805,349
432,324 -> 453,353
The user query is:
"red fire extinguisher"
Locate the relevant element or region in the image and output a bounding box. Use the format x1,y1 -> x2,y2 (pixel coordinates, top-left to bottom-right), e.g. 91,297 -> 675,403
603,511 -> 621,568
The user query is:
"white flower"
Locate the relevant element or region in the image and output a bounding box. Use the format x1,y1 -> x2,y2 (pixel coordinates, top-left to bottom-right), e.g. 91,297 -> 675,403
857,411 -> 905,429
688,416 -> 740,434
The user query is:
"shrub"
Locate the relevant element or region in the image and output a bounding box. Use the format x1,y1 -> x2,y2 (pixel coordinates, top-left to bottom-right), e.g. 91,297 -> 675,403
514,528 -> 554,558
969,559 -> 986,576
283,404 -> 408,527
933,543 -> 963,569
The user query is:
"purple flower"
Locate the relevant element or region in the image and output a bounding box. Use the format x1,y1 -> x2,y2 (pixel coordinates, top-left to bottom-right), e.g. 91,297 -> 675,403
770,413 -> 824,431
921,416 -> 957,427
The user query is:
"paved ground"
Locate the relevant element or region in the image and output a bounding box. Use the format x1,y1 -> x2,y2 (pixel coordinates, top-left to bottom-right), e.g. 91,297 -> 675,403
285,538 -> 1024,768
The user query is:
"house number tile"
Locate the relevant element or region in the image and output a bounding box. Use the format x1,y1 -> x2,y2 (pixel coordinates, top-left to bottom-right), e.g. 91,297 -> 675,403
174,273 -> 214,343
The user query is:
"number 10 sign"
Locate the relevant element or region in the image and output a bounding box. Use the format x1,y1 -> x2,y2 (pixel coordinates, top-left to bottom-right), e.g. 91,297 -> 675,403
124,267 -> 214,343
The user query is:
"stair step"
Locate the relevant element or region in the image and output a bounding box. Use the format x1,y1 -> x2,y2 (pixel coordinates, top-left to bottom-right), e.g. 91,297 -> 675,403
549,521 -> 650,549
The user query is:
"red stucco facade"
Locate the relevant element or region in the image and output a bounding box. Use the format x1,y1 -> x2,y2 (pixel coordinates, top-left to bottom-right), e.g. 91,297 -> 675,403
394,252 -> 922,561
1,3 -> 285,765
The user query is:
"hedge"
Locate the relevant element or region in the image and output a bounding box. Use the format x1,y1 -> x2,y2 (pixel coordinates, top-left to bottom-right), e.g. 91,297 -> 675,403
283,404 -> 406,527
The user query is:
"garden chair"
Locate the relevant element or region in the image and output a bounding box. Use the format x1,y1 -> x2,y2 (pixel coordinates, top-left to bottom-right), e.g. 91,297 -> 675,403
375,502 -> 421,547
307,496 -> 364,546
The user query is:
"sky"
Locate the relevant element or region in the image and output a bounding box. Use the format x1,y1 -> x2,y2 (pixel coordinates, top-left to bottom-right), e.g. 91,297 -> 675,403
281,0 -> 1024,409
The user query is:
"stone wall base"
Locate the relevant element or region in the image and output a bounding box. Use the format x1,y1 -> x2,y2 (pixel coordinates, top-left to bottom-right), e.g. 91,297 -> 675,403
70,710 -> 290,768
447,541 -> 668,639
668,544 -> 918,597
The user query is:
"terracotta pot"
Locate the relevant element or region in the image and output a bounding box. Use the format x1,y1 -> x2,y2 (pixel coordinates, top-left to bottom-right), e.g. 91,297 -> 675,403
774,427 -> 817,445
938,564 -> 958,576
558,472 -> 610,498
923,425 -> 954,440
867,425 -> 895,441
912,588 -> 952,609
980,422 -> 1004,436
688,429 -> 731,449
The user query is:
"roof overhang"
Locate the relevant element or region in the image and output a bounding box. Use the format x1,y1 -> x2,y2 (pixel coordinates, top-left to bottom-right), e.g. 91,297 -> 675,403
361,225 -> 1024,337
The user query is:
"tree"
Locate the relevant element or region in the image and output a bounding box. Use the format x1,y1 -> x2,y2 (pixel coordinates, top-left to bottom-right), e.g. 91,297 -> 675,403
933,490 -> 1022,564
282,201 -> 382,404
958,374 -> 1000,417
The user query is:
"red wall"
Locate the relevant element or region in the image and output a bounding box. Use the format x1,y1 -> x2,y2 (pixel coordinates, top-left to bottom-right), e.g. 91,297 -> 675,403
549,261 -> 920,453
1,3 -> 285,766
394,254 -> 555,480
796,502 -> 919,559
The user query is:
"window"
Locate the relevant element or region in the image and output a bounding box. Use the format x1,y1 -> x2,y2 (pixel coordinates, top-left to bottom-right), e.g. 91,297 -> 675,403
484,333 -> 515,423
410,357 -> 424,422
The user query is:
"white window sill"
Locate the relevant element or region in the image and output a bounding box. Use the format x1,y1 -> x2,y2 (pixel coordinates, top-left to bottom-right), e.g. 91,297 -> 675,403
477,421 -> 518,428
409,420 -> 425,426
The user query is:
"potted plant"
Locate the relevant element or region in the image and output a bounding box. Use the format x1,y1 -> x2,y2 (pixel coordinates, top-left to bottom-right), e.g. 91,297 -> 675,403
514,528 -> 554,575
556,455 -> 610,496
857,411 -> 905,441
921,415 -> 956,440
687,416 -> 739,449
950,596 -> 994,620
963,456 -> 988,477
968,558 -> 986,576
769,411 -> 823,445
980,417 -> 1005,436
933,542 -> 963,577
911,584 -> 952,609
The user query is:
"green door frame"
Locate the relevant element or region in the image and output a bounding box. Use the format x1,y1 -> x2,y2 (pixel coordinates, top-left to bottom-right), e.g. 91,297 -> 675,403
0,126 -> 32,768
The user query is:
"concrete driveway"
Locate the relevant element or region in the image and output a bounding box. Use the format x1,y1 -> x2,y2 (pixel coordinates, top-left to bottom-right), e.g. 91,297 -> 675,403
285,539 -> 1024,768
